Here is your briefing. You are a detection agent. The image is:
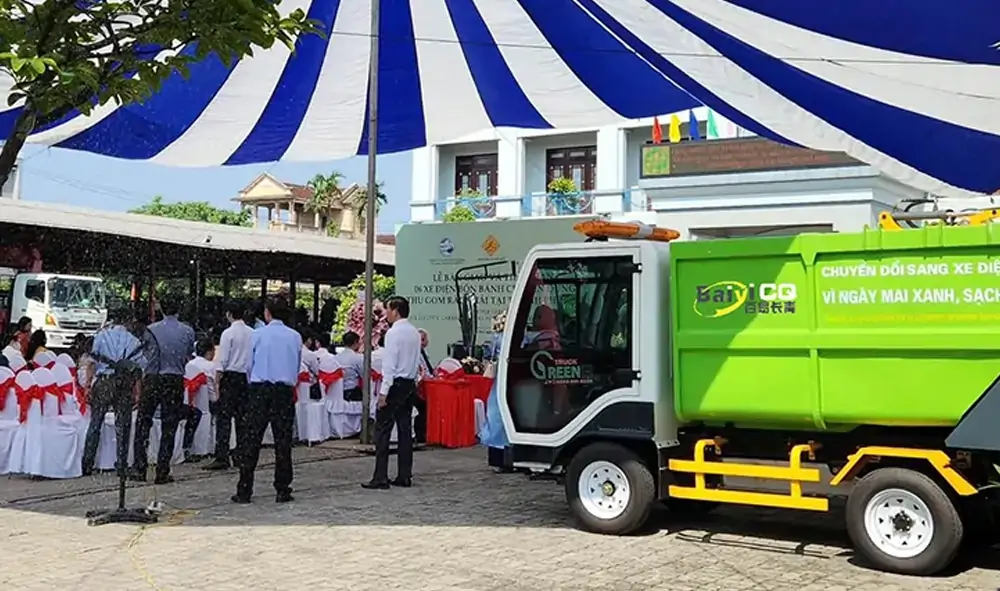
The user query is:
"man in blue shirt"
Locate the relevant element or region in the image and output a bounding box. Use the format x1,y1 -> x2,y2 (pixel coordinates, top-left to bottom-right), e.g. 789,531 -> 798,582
81,308 -> 146,477
132,296 -> 195,485
233,297 -> 302,504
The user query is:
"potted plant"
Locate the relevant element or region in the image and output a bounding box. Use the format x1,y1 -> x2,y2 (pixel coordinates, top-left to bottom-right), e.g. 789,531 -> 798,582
547,177 -> 590,215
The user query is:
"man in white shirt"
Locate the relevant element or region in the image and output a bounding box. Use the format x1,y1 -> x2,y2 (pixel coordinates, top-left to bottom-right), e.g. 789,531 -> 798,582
363,296 -> 421,489
204,302 -> 254,471
334,331 -> 365,402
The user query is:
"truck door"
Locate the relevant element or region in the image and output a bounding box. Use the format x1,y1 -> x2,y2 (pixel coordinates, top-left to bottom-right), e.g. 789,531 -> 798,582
504,254 -> 637,437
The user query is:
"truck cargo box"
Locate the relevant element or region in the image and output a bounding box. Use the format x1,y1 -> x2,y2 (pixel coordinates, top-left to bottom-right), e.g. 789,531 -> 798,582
670,224 -> 1000,430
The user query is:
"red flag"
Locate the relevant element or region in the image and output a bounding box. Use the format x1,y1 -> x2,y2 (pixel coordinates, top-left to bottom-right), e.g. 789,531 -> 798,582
652,117 -> 663,144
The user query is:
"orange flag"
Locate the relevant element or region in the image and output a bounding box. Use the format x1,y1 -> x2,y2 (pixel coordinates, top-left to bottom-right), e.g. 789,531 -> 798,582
651,117 -> 663,144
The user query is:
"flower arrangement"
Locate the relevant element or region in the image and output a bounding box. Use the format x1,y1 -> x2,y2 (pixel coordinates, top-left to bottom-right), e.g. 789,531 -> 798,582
345,298 -> 389,348
461,356 -> 485,375
491,310 -> 507,334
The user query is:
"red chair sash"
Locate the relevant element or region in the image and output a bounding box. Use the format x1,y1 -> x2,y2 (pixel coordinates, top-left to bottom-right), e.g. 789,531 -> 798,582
370,369 -> 383,382
44,361 -> 56,370
76,386 -> 89,415
436,367 -> 465,380
69,367 -> 78,379
43,383 -> 65,414
13,383 -> 41,423
184,373 -> 207,405
298,371 -> 311,383
0,376 -> 12,412
318,367 -> 343,387
56,382 -> 77,415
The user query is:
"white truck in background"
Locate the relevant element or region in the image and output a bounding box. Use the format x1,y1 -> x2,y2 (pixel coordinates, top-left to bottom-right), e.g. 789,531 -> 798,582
1,269 -> 107,349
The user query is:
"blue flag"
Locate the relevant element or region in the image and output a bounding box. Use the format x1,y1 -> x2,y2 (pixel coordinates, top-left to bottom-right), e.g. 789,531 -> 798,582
689,110 -> 701,141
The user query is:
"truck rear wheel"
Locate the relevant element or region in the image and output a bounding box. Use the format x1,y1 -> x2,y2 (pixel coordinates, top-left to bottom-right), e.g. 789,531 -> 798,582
566,442 -> 655,535
846,467 -> 963,575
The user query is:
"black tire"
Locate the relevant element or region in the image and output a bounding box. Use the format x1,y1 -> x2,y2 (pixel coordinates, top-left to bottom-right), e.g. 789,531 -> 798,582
565,442 -> 656,535
846,467 -> 964,575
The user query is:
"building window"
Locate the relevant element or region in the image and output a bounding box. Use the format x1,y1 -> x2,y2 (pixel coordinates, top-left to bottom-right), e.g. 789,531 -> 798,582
546,146 -> 597,191
454,154 -> 498,196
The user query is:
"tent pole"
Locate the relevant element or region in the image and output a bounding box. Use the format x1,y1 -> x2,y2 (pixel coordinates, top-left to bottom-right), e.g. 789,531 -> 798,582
360,0 -> 381,445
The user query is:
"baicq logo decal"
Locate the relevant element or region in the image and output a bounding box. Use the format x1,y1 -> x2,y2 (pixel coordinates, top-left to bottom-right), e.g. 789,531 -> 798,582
694,281 -> 798,318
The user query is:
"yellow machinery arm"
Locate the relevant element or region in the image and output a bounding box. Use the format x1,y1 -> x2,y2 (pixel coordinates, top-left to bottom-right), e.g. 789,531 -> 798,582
879,209 -> 1000,230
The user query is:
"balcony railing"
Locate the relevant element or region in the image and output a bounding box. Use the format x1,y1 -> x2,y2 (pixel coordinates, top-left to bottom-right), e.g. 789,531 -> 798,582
433,189 -> 647,221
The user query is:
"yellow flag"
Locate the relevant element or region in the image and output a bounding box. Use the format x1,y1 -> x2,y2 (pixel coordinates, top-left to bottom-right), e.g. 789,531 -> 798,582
668,114 -> 682,143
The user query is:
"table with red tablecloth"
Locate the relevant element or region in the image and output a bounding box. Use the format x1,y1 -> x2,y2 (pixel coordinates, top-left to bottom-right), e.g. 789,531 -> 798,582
420,375 -> 494,448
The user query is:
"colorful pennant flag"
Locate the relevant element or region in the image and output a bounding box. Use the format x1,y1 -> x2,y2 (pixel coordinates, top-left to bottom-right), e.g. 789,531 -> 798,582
668,114 -> 682,143
652,116 -> 663,144
688,110 -> 701,141
706,108 -> 720,139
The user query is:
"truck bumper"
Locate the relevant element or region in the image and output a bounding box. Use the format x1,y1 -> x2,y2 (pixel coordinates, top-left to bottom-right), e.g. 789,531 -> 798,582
43,328 -> 90,349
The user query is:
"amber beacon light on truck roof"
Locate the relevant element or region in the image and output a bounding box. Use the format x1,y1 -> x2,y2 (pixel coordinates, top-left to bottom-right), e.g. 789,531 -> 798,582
573,220 -> 680,242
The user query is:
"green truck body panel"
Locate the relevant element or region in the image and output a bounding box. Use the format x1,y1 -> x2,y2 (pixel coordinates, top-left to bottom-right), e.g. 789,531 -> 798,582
670,223 -> 1000,430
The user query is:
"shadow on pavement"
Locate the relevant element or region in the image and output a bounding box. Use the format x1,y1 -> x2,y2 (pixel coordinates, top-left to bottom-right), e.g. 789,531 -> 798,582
2,445 -> 998,579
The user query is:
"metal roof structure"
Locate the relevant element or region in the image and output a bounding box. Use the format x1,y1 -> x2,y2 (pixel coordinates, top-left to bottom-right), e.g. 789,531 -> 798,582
0,199 -> 394,282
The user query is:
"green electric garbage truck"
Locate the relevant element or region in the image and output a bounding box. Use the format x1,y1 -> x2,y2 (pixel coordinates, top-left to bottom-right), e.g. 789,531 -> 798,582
495,218 -> 1000,576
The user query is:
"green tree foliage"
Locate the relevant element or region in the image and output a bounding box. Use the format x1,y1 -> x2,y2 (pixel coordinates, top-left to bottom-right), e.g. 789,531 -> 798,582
305,171 -> 345,212
442,204 -> 477,223
350,181 -> 388,233
332,273 -> 395,338
0,0 -> 316,188
130,196 -> 252,227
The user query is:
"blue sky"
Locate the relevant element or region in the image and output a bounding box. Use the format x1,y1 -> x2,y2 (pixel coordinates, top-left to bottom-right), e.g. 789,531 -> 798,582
15,144 -> 413,233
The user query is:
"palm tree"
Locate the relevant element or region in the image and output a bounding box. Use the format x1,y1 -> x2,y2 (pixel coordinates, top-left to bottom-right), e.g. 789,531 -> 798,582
305,171 -> 345,212
350,181 -> 387,233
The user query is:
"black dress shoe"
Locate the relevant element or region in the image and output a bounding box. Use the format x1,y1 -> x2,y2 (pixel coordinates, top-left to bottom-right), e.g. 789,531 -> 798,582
154,475 -> 175,485
275,492 -> 294,503
361,480 -> 390,490
231,494 -> 251,504
390,478 -> 412,488
201,460 -> 230,471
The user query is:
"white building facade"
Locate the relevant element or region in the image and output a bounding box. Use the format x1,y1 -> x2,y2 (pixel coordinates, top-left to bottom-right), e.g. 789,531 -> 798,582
408,110 -> 969,239
409,109 -> 727,222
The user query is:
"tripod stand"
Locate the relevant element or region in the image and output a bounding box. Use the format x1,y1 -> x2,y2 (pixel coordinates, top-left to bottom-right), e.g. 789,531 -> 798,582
85,374 -> 158,527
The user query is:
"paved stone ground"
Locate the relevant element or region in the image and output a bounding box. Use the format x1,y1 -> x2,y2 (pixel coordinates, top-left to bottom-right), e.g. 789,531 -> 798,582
0,444 -> 998,591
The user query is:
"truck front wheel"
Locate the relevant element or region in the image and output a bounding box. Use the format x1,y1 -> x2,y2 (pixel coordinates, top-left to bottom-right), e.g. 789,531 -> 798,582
846,467 -> 964,575
565,443 -> 655,535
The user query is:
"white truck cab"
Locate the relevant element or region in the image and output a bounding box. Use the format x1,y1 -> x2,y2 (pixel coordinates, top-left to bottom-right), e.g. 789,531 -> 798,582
8,272 -> 107,349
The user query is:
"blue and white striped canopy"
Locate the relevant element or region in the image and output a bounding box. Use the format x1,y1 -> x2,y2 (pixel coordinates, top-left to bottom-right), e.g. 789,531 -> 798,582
3,0 -> 998,199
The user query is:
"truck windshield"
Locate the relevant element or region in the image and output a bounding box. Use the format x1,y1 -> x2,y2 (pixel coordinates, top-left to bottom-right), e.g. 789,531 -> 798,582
47,278 -> 106,309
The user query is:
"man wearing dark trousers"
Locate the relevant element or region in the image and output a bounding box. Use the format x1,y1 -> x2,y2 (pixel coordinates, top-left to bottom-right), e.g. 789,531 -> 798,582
363,296 -> 421,490
81,308 -> 145,476
204,302 -> 253,471
233,297 -> 301,504
132,297 -> 195,484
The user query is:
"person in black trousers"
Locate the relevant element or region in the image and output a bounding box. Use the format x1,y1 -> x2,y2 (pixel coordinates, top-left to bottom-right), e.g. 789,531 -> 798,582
232,297 -> 301,504
132,297 -> 195,484
363,296 -> 421,490
204,302 -> 254,471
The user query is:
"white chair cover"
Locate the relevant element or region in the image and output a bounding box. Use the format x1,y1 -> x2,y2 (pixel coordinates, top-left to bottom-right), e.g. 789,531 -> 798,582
0,367 -> 18,474
436,357 -> 463,376
55,352 -> 75,369
8,370 -> 42,475
183,361 -> 213,455
7,354 -> 26,374
33,350 -> 57,370
31,367 -> 82,479
320,356 -> 358,438
294,362 -> 328,444
51,363 -> 87,471
369,355 -> 384,420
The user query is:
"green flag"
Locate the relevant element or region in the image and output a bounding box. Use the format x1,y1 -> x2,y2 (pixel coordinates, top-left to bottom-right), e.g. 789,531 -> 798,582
706,108 -> 720,139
